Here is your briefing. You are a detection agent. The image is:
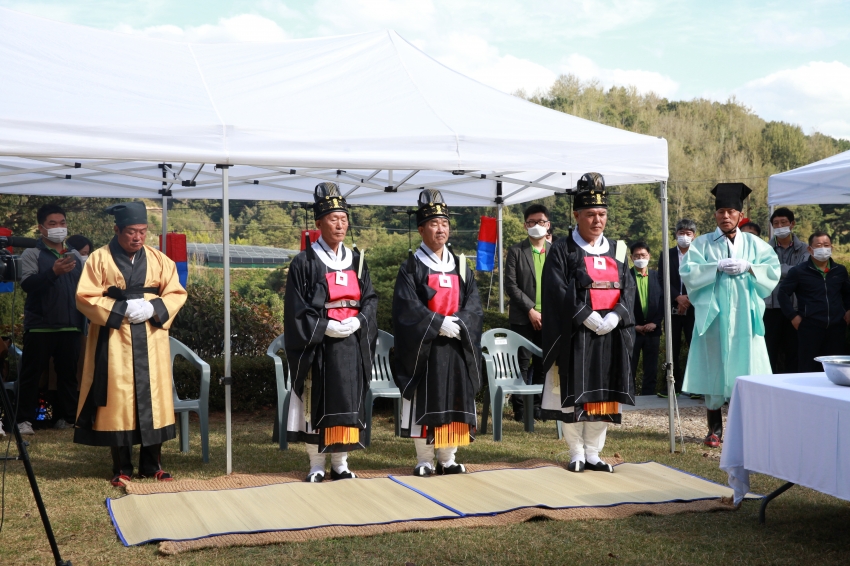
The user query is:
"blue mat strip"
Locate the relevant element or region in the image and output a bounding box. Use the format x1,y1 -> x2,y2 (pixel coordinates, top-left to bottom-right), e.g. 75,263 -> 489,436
387,475 -> 466,517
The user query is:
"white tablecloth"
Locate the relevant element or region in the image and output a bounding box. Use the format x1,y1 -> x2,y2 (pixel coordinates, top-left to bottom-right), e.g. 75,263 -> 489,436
720,373 -> 850,504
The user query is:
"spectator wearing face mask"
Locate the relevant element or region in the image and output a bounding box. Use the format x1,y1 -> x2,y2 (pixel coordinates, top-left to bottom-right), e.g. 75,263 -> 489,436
657,218 -> 697,397
65,234 -> 93,262
628,242 -> 663,395
504,203 -> 551,421
764,208 -> 809,373
777,232 -> 850,372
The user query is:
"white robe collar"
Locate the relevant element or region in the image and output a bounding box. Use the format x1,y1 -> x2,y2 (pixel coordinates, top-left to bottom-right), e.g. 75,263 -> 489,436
312,237 -> 353,270
415,243 -> 456,273
713,227 -> 741,259
572,229 -> 610,255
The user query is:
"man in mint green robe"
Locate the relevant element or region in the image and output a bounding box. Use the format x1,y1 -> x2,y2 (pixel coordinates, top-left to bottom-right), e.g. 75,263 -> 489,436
680,183 -> 781,447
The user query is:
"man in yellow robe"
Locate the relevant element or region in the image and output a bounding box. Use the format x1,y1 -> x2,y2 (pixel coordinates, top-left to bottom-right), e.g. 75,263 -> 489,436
74,202 -> 187,486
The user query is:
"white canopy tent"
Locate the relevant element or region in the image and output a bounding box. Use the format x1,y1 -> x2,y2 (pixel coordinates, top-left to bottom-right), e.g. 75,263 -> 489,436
768,149 -> 850,205
0,8 -> 677,467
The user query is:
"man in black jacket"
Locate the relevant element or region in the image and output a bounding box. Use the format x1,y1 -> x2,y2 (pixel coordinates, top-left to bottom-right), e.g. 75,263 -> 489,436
504,204 -> 551,420
778,231 -> 850,372
17,204 -> 84,434
628,242 -> 663,395
657,218 -> 697,396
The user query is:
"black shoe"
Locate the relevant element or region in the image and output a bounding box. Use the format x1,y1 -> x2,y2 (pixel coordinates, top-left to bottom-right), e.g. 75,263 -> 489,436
567,461 -> 585,473
533,407 -> 543,421
584,460 -> 614,473
305,471 -> 325,483
330,469 -> 357,480
413,464 -> 433,477
435,463 -> 466,475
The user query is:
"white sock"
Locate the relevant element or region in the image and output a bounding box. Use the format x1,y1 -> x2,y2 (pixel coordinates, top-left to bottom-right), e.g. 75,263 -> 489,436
331,452 -> 350,474
436,446 -> 458,467
570,453 -> 585,465
585,454 -> 602,465
306,444 -> 326,475
414,438 -> 434,468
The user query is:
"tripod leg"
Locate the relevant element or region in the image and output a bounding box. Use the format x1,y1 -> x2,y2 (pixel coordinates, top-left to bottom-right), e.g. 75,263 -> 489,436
0,382 -> 71,565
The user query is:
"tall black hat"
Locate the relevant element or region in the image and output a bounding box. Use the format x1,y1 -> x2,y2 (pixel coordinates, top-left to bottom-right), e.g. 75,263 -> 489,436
574,172 -> 607,210
416,189 -> 449,226
711,183 -> 751,211
312,182 -> 349,219
104,201 -> 148,227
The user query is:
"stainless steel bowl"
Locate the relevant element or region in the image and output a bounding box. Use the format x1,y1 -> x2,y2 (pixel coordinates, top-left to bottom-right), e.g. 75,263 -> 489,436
814,356 -> 850,386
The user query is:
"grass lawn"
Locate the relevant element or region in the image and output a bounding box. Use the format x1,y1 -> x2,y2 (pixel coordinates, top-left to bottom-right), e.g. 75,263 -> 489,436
0,408 -> 848,565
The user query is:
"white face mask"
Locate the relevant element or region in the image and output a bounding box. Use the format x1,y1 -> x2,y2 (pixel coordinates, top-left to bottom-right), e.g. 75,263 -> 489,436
812,247 -> 832,261
527,224 -> 547,239
677,235 -> 692,248
44,227 -> 67,244
633,258 -> 649,269
79,255 -> 89,263
773,226 -> 792,238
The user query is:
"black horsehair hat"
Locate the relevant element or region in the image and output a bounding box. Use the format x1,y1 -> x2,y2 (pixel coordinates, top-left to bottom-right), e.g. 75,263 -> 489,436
711,183 -> 752,212
573,172 -> 608,210
416,189 -> 449,226
313,182 -> 349,219
104,201 -> 148,227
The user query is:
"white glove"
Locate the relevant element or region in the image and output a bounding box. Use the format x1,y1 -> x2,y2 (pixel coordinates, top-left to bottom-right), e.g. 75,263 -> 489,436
582,311 -> 604,331
123,299 -> 143,319
439,316 -> 461,339
595,312 -> 621,335
325,319 -> 354,338
340,316 -> 361,333
718,258 -> 751,275
128,300 -> 155,324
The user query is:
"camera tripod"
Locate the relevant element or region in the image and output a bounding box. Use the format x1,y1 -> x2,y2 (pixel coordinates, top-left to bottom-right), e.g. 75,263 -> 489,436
0,379 -> 71,565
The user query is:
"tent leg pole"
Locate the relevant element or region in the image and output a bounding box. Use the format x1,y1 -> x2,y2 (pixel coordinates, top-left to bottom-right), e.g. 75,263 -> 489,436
220,165 -> 233,475
660,181 -> 676,453
161,194 -> 168,255
497,203 -> 504,314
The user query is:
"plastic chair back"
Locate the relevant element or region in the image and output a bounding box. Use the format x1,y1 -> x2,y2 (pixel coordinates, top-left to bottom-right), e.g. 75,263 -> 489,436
371,329 -> 395,389
481,328 -> 542,388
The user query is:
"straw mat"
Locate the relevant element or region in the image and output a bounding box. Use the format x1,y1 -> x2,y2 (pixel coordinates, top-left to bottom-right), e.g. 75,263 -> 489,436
105,459 -> 751,555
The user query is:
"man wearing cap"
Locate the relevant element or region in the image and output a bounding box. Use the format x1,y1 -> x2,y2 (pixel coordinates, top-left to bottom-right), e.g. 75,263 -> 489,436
284,183 -> 378,482
75,201 -> 187,486
680,183 -> 780,447
540,173 -> 636,473
392,189 -> 483,476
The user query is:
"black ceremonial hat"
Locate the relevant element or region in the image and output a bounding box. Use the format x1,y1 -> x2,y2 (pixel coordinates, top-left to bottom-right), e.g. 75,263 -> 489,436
711,183 -> 751,211
313,182 -> 349,219
104,201 -> 148,227
416,189 -> 449,226
574,172 -> 608,210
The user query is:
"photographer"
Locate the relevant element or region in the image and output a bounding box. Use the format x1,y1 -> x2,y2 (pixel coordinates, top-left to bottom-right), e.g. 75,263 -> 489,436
16,204 -> 83,434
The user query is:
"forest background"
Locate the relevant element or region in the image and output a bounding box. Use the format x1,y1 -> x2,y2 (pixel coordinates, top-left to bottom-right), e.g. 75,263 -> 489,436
2,74 -> 849,402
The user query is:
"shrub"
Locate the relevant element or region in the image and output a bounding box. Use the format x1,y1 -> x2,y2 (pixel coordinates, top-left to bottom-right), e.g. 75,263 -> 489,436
173,355 -> 278,412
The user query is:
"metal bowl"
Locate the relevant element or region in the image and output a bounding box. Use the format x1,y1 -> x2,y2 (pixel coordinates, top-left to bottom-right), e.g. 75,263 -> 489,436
814,356 -> 850,386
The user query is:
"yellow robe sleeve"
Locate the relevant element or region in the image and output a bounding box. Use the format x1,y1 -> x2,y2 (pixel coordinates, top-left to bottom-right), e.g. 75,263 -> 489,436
146,250 -> 187,330
75,247 -> 127,328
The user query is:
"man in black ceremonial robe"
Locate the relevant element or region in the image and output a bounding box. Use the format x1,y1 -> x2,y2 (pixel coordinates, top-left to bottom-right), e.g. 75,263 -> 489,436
392,189 -> 483,476
284,182 -> 378,482
540,173 -> 636,473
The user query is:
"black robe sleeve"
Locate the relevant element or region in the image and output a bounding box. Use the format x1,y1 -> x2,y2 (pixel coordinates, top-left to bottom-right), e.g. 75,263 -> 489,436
540,238 -> 575,374
391,259 -> 444,400
284,251 -> 330,396
354,258 -> 379,388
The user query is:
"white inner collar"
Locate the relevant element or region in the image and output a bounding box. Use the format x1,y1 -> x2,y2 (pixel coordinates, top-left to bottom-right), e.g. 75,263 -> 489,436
313,237 -> 352,270
713,227 -> 740,259
415,243 -> 456,273
572,229 -> 609,255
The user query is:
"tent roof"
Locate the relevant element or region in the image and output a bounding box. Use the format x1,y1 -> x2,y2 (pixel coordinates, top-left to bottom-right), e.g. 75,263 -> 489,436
0,8 -> 667,204
768,150 -> 850,206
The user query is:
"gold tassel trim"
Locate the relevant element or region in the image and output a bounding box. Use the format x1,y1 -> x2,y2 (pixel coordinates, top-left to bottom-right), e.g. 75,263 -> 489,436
584,402 -> 619,415
324,426 -> 360,446
433,422 -> 471,449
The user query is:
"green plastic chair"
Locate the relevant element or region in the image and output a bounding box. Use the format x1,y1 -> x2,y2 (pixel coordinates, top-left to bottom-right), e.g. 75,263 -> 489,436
266,333 -> 291,451
364,329 -> 401,446
480,328 -> 560,441
170,337 -> 210,463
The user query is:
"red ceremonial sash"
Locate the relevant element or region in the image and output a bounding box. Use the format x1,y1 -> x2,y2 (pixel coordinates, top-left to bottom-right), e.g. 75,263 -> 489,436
584,256 -> 620,311
324,270 -> 360,321
427,273 -> 459,316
